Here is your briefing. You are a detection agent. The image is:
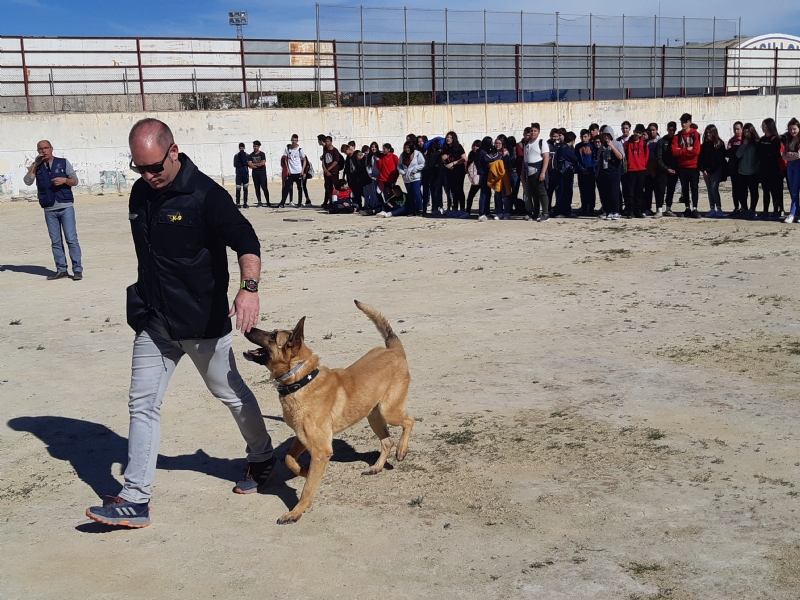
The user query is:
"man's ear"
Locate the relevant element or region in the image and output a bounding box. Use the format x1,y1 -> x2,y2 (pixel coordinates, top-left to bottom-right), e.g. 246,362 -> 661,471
287,317 -> 306,349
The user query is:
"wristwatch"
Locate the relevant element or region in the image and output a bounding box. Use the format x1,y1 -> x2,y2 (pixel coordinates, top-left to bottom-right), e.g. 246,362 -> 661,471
240,279 -> 259,293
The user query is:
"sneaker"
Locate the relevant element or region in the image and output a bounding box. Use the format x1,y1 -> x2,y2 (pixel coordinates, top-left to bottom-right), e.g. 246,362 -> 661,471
384,212 -> 393,218
478,215 -> 488,222
242,204 -> 249,209
690,209 -> 701,219
304,201 -> 313,207
663,209 -> 676,217
704,210 -> 716,218
503,213 -> 511,220
233,456 -> 277,494
537,216 -> 550,222
645,209 -> 656,216
236,203 -> 241,209
47,271 -> 70,281
86,495 -> 150,528
523,215 -> 533,221
604,213 -> 613,220
295,203 -> 302,208
653,210 -> 663,219
716,208 -> 726,218
72,272 -> 83,281
683,208 -> 692,218
609,213 -> 621,220
493,215 -> 499,220
256,203 -> 263,207
785,214 -> 795,224
634,213 -> 646,219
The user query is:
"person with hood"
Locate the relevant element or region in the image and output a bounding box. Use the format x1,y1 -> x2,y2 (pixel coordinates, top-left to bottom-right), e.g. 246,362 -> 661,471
233,142 -> 250,208
397,140 -> 426,215
623,124 -> 649,218
726,122 -> 745,217
575,129 -> 597,216
596,125 -> 624,220
672,113 -> 702,218
698,124 -> 728,217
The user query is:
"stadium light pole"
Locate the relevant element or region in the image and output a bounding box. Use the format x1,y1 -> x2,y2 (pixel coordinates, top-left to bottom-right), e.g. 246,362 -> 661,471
229,11 -> 248,39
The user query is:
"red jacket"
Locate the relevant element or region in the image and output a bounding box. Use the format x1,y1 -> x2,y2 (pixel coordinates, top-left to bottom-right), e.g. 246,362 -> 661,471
377,152 -> 399,184
625,138 -> 649,172
671,129 -> 701,169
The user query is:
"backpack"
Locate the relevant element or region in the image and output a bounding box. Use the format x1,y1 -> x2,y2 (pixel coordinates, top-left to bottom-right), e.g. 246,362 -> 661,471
305,160 -> 315,178
467,160 -> 481,185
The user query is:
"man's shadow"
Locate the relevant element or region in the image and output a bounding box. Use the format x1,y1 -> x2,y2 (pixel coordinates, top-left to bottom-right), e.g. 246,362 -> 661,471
7,416 -> 382,531
0,264 -> 55,278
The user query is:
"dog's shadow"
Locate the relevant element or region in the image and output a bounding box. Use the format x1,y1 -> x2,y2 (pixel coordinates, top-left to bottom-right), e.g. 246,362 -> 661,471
8,415 -> 384,532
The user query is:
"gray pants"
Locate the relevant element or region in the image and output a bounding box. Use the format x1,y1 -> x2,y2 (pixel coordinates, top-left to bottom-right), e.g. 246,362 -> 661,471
119,317 -> 273,504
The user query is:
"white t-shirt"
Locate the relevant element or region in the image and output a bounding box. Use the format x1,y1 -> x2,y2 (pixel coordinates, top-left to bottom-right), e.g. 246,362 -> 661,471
283,146 -> 306,174
524,138 -> 549,169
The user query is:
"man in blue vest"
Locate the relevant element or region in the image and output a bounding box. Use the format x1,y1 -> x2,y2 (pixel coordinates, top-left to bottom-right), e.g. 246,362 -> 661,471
85,118 -> 275,528
23,140 -> 83,280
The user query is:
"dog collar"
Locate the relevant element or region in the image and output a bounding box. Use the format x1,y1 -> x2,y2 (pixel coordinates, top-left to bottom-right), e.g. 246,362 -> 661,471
275,360 -> 306,383
277,368 -> 319,397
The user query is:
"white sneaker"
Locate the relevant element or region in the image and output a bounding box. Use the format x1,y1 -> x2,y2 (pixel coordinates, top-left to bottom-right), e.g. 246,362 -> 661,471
610,213 -> 621,220
523,215 -> 533,221
654,209 -> 663,218
604,213 -> 613,220
785,214 -> 795,223
478,215 -> 488,222
493,215 -> 499,220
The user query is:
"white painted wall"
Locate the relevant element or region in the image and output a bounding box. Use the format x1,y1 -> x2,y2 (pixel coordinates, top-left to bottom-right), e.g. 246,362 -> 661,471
2,95 -> 799,198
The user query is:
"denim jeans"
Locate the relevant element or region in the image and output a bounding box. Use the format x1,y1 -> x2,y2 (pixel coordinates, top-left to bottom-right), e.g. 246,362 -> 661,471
787,160 -> 800,216
703,169 -> 724,210
420,170 -> 432,212
405,179 -> 423,214
119,317 -> 273,504
44,205 -> 82,274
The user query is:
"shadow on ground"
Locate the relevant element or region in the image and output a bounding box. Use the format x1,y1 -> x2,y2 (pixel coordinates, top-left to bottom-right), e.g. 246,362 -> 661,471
7,415 -> 382,531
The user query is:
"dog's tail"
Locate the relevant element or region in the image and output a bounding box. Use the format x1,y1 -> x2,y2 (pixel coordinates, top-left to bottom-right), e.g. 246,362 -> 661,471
354,300 -> 405,354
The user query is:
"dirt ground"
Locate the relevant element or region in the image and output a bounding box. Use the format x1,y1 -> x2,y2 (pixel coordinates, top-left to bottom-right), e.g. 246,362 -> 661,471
2,179 -> 800,599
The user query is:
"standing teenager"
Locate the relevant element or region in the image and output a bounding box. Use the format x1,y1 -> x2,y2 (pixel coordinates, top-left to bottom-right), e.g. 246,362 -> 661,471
757,118 -> 786,219
726,122 -> 745,217
248,141 -> 270,207
623,124 -> 649,218
736,123 -> 761,219
698,124 -> 728,217
596,126 -> 625,221
672,113 -> 701,218
441,131 -> 467,213
524,123 -> 551,222
782,118 -> 800,223
575,129 -> 598,216
397,141 -> 425,215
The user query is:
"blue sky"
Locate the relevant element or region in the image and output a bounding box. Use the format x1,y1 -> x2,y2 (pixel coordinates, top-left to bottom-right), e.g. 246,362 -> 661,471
2,0 -> 798,40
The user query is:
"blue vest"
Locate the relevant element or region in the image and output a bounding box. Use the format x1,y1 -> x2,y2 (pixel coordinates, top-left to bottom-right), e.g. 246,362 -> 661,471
35,157 -> 75,208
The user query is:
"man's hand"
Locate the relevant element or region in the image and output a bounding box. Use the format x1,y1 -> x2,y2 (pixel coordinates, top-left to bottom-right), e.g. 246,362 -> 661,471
668,169 -> 676,175
229,289 -> 260,333
539,172 -> 546,182
51,177 -> 67,186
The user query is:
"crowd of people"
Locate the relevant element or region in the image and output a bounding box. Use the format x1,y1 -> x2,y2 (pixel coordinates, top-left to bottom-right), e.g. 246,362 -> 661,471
261,114 -> 800,224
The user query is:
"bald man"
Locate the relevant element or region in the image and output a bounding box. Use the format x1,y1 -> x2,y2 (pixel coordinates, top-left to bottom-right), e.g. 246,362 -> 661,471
86,118 -> 275,528
23,140 -> 83,280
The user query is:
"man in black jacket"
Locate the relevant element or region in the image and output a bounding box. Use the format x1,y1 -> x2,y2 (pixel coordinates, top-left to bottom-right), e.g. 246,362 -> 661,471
86,119 -> 275,528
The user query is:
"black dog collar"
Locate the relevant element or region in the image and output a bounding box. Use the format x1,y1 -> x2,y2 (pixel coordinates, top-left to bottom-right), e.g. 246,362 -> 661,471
276,368 -> 319,396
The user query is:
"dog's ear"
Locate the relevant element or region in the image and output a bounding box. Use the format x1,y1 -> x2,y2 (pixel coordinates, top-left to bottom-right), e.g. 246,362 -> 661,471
287,317 -> 306,350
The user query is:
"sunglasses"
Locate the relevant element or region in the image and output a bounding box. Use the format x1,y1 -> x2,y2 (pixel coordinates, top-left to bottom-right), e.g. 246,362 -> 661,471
130,145 -> 173,175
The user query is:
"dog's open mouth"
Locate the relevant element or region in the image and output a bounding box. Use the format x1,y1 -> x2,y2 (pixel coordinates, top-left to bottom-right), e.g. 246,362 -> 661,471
243,347 -> 269,365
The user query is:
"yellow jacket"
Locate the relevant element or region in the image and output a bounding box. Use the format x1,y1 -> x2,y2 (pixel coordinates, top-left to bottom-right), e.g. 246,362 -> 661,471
486,158 -> 512,194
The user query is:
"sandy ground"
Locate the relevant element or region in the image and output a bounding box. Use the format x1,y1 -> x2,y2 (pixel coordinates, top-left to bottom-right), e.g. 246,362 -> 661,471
1,179 -> 800,600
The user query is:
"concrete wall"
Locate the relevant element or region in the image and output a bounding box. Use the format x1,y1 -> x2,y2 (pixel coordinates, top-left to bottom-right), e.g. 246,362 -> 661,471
2,95 -> 799,199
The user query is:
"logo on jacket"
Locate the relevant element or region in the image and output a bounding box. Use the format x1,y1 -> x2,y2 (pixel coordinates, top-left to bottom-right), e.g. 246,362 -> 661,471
168,212 -> 182,222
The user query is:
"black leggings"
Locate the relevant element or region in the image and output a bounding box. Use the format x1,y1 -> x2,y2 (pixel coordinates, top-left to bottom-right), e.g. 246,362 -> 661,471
760,172 -> 785,214
447,168 -> 466,212
741,173 -> 760,211
466,184 -> 480,214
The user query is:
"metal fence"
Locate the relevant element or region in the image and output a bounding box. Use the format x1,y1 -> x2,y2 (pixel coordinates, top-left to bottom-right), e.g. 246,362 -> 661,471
2,11 -> 800,114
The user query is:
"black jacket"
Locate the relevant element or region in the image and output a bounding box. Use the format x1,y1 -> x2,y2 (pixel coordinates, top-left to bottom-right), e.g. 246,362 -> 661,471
126,154 -> 260,340
656,135 -> 677,173
698,142 -> 728,176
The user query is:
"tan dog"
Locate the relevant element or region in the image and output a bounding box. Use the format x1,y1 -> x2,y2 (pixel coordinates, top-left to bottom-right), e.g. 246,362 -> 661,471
243,300 -> 414,524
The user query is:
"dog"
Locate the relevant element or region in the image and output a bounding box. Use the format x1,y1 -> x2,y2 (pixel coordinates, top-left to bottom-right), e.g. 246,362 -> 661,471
243,300 -> 414,524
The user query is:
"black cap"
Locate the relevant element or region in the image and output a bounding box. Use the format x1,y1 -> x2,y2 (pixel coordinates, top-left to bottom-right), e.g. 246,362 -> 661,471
253,140 -> 261,146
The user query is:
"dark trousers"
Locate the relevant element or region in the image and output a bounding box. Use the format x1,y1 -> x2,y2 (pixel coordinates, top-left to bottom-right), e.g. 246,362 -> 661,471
624,170 -> 646,215
555,171 -> 574,216
597,169 -> 622,215
664,172 -> 678,208
547,171 -> 561,213
730,172 -> 746,210
466,184 -> 480,214
577,170 -> 596,215
677,168 -> 699,208
251,170 -> 269,205
420,170 -> 432,213
447,169 -> 466,212
742,173 -> 761,211
620,173 -> 630,213
649,173 -> 667,210
527,174 -> 549,218
760,172 -> 785,214
323,173 -> 339,205
281,173 -> 303,205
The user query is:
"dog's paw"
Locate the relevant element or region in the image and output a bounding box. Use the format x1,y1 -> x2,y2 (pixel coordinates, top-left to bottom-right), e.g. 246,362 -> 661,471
396,449 -> 408,462
361,467 -> 382,476
276,512 -> 301,525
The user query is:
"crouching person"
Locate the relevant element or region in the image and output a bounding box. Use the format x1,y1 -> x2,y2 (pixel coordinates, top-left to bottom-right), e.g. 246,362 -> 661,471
378,184 -> 412,218
328,179 -> 356,214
